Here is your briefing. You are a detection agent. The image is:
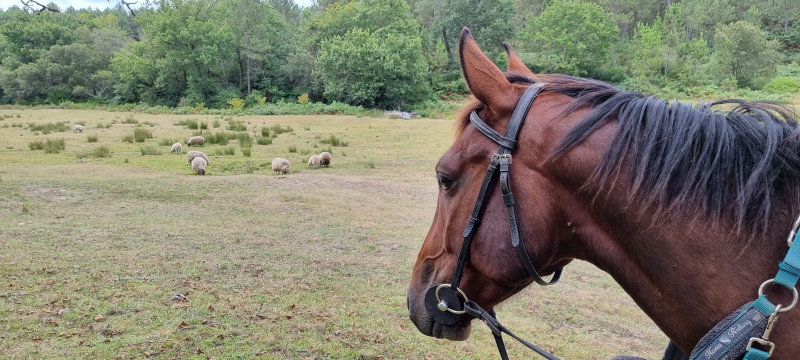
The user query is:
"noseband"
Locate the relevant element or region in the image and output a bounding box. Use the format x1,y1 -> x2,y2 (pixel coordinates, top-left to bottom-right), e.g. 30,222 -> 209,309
424,84 -> 563,360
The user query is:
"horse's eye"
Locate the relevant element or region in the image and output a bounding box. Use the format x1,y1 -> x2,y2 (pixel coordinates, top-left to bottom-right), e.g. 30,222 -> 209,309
437,174 -> 453,191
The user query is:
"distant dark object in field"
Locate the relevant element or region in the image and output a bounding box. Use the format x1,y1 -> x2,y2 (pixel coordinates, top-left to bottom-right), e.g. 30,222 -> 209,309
272,157 -> 290,175
383,110 -> 419,120
187,136 -> 204,146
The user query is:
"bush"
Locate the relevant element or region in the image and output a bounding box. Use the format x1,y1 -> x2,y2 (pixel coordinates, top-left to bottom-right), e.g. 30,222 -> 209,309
242,147 -> 252,157
256,136 -> 272,145
133,128 -> 153,142
236,133 -> 252,148
139,146 -> 162,155
28,122 -> 69,134
122,135 -> 134,143
44,139 -> 65,154
288,146 -> 297,153
87,135 -> 98,143
29,141 -> 44,150
227,120 -> 247,131
78,146 -> 111,158
122,115 -> 138,124
764,76 -> 800,94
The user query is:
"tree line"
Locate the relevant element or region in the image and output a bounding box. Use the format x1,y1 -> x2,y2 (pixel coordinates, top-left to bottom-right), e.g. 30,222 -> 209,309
0,0 -> 798,110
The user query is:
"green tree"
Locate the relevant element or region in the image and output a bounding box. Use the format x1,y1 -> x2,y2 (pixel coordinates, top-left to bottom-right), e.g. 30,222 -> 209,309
520,0 -> 619,76
315,0 -> 430,109
712,20 -> 782,88
112,0 -> 235,106
629,20 -> 666,80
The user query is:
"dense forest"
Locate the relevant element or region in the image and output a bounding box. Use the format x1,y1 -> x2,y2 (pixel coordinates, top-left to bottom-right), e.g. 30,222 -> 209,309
0,0 -> 798,110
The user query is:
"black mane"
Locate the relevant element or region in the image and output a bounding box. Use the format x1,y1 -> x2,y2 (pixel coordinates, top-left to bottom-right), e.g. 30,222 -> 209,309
540,74 -> 800,235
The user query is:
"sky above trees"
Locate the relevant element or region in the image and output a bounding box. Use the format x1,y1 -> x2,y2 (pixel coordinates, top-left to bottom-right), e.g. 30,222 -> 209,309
0,0 -> 315,11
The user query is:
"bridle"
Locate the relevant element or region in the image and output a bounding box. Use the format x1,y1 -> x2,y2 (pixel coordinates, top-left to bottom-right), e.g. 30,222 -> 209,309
423,84 -> 564,359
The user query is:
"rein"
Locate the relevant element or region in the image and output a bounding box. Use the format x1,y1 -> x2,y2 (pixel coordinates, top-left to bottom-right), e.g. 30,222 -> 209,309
424,84 -> 563,360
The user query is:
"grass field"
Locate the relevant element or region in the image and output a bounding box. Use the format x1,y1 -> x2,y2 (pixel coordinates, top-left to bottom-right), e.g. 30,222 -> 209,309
0,108 -> 666,359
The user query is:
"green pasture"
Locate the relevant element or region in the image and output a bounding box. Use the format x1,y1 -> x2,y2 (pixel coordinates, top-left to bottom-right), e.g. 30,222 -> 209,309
0,109 -> 666,359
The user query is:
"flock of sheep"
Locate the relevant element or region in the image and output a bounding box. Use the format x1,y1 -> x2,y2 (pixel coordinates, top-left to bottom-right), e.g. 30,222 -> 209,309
169,135 -> 332,176
75,123 -> 332,176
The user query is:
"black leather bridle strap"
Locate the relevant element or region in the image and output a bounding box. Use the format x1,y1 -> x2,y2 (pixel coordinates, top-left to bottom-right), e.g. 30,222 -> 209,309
499,155 -> 563,286
465,300 -> 561,360
451,154 -> 502,288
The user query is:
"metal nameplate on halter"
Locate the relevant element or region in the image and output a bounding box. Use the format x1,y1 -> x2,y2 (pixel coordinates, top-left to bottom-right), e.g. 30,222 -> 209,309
492,153 -> 512,164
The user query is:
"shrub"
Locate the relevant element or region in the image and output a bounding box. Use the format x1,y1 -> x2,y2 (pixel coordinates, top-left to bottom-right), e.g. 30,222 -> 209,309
242,147 -> 252,157
186,119 -> 199,129
122,115 -> 138,124
29,141 -> 44,150
213,120 -> 221,128
261,127 -> 270,137
96,123 -> 112,129
228,97 -> 245,110
200,122 -> 208,130
133,128 -> 153,142
236,133 -> 252,148
28,122 -> 69,134
256,136 -> 272,145
78,146 -> 111,158
288,146 -> 297,153
270,124 -> 293,137
45,139 -> 65,154
227,120 -> 247,131
764,76 -> 800,94
139,146 -> 162,155
158,138 -> 181,146
122,135 -> 134,143
87,135 -> 98,143
207,132 -> 230,145
213,147 -> 235,155
298,93 -> 309,104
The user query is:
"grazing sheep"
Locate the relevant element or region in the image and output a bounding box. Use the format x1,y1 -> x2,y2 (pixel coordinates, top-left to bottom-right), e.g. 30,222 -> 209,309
74,124 -> 84,132
187,136 -> 205,147
272,157 -> 290,175
308,154 -> 320,168
319,152 -> 332,167
187,150 -> 210,166
171,142 -> 183,154
191,157 -> 207,175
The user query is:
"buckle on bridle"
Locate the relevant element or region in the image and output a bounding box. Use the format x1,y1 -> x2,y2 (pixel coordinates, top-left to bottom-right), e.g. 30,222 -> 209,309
492,153 -> 512,164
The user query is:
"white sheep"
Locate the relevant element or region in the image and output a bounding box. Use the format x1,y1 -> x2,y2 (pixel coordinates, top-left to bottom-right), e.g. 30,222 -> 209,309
191,157 -> 207,175
187,136 -> 205,147
319,152 -> 332,167
74,124 -> 84,132
171,142 -> 183,154
308,154 -> 320,167
272,157 -> 290,175
187,150 -> 210,166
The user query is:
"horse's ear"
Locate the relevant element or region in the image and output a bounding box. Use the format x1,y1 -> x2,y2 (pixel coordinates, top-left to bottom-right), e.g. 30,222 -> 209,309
459,28 -> 514,109
503,42 -> 535,78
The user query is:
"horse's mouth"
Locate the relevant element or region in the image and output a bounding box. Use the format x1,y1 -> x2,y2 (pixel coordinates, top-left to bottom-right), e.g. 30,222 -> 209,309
407,291 -> 473,341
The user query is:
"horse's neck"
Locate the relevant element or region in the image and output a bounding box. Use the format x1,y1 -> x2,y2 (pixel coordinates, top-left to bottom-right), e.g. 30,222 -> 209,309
576,205 -> 792,354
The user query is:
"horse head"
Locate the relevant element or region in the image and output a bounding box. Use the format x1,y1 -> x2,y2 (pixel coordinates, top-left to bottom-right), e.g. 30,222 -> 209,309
406,28 -> 591,341
407,28 -> 800,358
